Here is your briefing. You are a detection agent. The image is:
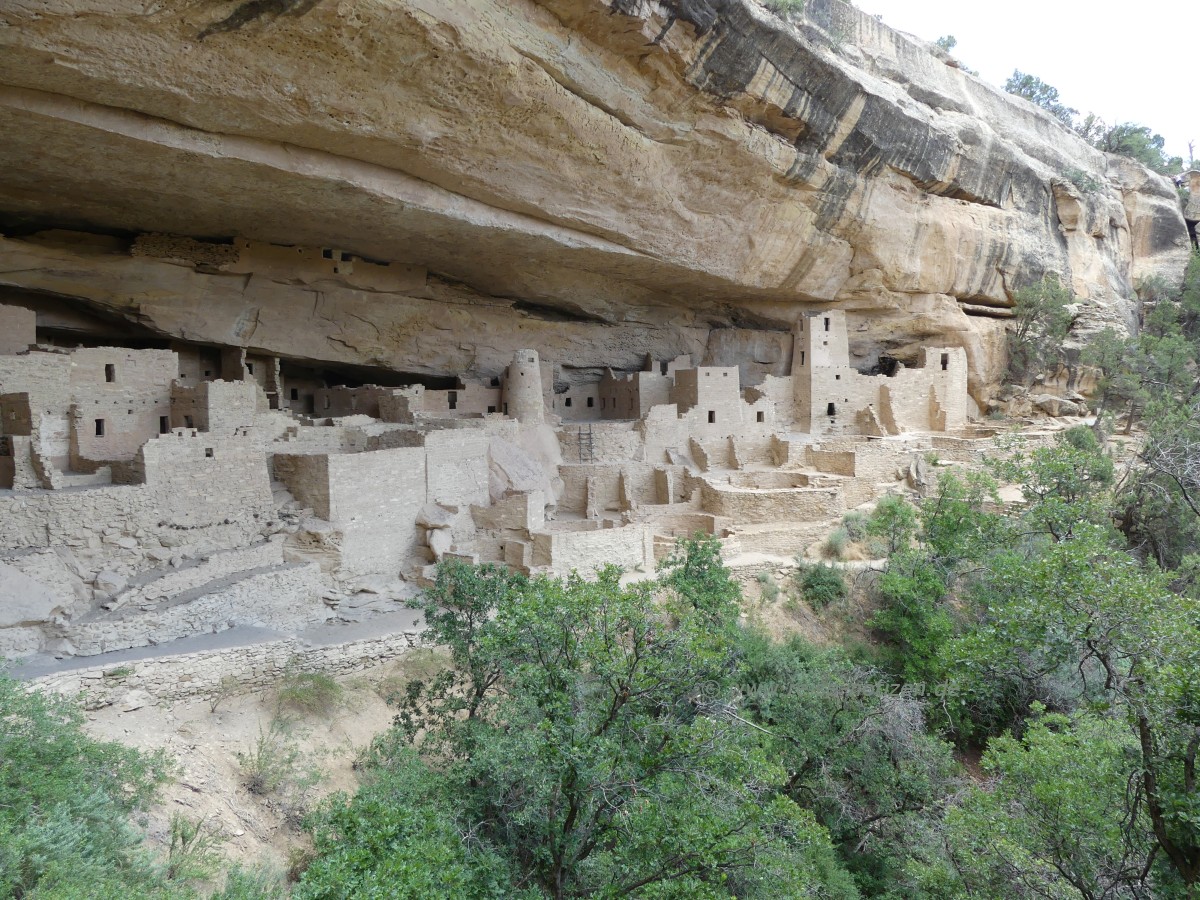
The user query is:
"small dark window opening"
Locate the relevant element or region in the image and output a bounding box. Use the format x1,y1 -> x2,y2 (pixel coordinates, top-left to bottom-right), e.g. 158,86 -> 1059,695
205,448 -> 214,458
835,374 -> 841,381
104,364 -> 115,383
94,418 -> 105,436
722,372 -> 728,377
322,248 -> 333,260
448,390 -> 458,411
756,411 -> 765,423
340,252 -> 351,261
823,317 -> 830,332
660,362 -> 669,375
587,397 -> 594,408
941,353 -> 950,371
487,405 -> 497,414
184,415 -> 194,428
708,411 -> 716,424
290,388 -> 299,400
246,363 -> 254,376
159,416 -> 169,434
565,397 -> 573,407
490,377 -> 500,387
204,370 -> 212,377
800,351 -> 806,366
503,403 -> 509,414
826,402 -> 836,417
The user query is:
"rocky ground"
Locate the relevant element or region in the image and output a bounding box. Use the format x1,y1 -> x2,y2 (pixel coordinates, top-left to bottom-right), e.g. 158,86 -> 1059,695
81,650 -> 447,884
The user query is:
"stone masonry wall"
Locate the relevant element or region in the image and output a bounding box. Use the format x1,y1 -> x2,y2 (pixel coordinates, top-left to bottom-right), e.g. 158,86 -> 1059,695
0,305 -> 36,355
424,428 -> 490,507
531,522 -> 653,575
698,481 -> 843,524
327,446 -> 427,577
30,626 -> 422,709
137,430 -> 273,527
69,347 -> 176,466
273,453 -> 331,518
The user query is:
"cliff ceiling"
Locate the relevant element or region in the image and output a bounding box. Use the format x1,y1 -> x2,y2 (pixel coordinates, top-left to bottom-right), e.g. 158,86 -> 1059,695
0,0 -> 1190,401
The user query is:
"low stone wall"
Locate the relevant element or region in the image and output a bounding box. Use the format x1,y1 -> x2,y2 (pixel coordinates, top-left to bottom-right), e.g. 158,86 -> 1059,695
723,522 -> 830,558
30,627 -> 423,709
699,481 -> 842,524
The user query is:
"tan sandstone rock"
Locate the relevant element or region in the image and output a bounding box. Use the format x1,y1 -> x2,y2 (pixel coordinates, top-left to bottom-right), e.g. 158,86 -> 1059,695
0,0 -> 1190,402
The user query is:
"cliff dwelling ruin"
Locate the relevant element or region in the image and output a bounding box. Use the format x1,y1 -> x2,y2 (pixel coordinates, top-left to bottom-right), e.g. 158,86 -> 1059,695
0,0 -> 1192,714
0,239 -> 991,663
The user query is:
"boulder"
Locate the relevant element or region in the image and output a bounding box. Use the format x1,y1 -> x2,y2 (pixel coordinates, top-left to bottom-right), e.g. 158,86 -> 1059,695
1032,394 -> 1084,417
0,564 -> 61,628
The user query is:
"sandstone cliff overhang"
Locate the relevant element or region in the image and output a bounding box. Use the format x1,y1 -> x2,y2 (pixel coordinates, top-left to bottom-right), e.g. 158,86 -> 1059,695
0,0 -> 1190,398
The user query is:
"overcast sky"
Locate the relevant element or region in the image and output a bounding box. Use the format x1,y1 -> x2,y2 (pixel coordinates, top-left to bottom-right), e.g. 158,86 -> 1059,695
857,0 -> 1195,165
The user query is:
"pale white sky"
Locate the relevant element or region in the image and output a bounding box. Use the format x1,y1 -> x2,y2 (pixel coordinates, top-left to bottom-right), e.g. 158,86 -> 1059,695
857,0 -> 1195,165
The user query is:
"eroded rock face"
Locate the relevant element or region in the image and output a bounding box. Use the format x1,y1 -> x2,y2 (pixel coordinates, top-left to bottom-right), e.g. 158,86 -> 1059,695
0,0 -> 1189,401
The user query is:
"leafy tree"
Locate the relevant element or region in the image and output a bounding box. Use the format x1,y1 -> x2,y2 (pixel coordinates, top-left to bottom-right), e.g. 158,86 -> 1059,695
737,634 -> 958,894
865,494 -> 917,555
297,749 -> 526,899
868,470 -> 1006,689
1082,326 -> 1146,430
945,522 -> 1200,893
926,708 -> 1155,898
934,35 -> 956,52
1006,275 -> 1074,387
308,542 -> 859,899
1003,70 -> 1077,125
990,427 -> 1114,541
916,468 -> 1007,571
1096,122 -> 1183,175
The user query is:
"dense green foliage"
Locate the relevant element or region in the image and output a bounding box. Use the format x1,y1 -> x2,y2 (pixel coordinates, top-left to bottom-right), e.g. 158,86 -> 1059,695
0,671 -> 288,900
0,672 -> 183,898
299,541 -> 860,898
796,561 -> 847,608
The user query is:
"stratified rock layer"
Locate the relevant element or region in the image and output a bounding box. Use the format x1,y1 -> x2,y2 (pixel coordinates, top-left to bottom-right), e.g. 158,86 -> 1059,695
0,0 -> 1190,401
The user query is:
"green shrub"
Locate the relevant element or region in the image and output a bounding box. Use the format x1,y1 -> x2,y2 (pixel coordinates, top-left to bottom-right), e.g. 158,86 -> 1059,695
1063,167 -> 1101,194
276,670 -> 343,717
796,562 -> 847,609
0,672 -> 177,898
238,715 -> 300,796
1007,275 -> 1073,386
164,813 -> 223,883
841,510 -> 868,542
213,865 -> 288,899
756,571 -> 781,604
762,0 -> 805,13
822,527 -> 848,560
209,674 -> 241,713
